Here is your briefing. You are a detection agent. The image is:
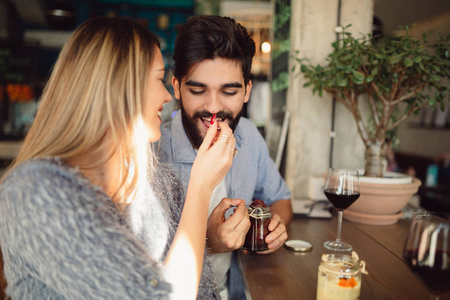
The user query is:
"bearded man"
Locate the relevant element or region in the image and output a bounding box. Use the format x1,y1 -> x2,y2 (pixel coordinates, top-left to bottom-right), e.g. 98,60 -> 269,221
155,15 -> 293,300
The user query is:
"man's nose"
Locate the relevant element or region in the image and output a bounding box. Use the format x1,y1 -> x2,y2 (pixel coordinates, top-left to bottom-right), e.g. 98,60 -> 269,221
204,93 -> 223,113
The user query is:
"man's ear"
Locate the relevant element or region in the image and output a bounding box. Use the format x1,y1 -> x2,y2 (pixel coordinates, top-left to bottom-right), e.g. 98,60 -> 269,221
172,76 -> 181,100
243,80 -> 252,104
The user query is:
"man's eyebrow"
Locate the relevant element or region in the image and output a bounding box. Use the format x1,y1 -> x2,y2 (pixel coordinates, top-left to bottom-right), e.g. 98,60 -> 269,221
223,82 -> 243,88
185,80 -> 206,87
185,80 -> 243,89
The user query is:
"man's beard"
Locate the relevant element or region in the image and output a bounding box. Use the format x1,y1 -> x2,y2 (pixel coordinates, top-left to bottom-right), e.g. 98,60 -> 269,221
179,95 -> 244,149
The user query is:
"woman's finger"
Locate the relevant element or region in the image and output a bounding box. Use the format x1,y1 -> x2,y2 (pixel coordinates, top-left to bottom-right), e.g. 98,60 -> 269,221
199,117 -> 219,151
212,122 -> 233,150
217,121 -> 232,137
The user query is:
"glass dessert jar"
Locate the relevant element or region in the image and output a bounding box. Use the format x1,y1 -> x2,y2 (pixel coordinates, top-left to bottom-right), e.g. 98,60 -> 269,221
242,205 -> 271,251
317,252 -> 368,300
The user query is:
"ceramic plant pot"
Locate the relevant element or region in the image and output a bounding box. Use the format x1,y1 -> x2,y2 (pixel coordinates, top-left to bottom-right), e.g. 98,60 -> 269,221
343,172 -> 422,226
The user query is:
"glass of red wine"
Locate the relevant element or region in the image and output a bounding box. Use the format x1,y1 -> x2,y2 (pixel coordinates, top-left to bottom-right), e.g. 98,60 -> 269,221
323,168 -> 360,251
403,213 -> 450,300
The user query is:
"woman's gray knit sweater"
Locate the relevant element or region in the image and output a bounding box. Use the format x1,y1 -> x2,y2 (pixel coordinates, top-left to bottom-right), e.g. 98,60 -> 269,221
0,158 -> 219,299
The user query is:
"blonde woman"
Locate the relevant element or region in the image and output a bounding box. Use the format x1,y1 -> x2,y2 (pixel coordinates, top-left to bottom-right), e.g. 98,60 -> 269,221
0,17 -> 235,299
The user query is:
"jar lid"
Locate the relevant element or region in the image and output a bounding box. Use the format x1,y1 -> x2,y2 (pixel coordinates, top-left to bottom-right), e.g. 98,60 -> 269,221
284,240 -> 313,252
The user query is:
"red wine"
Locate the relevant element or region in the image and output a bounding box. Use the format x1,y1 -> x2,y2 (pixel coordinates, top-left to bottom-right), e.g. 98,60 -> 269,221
324,189 -> 360,210
404,249 -> 450,294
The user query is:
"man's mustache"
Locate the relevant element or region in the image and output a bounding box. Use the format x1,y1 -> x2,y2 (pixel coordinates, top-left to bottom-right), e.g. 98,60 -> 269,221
192,111 -> 233,120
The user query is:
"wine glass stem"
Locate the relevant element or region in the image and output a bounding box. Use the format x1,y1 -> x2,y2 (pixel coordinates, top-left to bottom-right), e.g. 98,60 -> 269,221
336,210 -> 343,243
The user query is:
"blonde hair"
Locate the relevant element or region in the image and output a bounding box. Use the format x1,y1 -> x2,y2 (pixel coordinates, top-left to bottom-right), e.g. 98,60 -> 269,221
7,17 -> 161,207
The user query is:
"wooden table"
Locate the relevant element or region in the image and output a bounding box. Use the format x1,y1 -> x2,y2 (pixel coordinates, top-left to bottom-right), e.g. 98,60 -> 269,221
237,214 -> 450,300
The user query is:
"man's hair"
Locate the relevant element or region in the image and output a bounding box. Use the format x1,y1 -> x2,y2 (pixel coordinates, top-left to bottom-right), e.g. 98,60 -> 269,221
173,15 -> 256,85
9,17 -> 160,206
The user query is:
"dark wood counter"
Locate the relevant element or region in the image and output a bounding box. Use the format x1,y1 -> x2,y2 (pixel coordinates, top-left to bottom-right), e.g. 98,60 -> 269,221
237,215 -> 450,300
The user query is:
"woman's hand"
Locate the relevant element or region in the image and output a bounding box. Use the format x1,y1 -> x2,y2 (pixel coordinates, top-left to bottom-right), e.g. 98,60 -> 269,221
190,120 -> 236,191
166,120 -> 236,298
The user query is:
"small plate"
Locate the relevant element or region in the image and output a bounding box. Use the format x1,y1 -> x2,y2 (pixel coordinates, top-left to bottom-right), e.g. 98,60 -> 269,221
284,240 -> 313,252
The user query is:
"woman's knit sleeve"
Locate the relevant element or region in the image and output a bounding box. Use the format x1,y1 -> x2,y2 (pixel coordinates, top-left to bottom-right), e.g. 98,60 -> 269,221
0,161 -> 171,299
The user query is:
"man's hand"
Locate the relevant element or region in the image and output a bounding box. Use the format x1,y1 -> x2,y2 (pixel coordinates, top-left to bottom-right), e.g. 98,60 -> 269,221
207,198 -> 250,254
257,213 -> 288,255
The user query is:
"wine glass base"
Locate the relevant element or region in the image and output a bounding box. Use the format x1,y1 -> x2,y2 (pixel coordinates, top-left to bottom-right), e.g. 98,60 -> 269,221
323,240 -> 352,251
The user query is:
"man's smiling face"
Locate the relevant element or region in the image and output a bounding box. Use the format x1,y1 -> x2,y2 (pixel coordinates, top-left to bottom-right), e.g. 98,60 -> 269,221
172,57 -> 252,149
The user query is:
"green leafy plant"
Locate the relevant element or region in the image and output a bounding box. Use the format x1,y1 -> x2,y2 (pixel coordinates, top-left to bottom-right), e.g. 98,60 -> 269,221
292,25 -> 449,177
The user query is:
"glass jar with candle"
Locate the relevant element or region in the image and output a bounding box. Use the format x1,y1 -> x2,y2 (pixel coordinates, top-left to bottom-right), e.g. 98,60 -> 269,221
242,205 -> 271,251
317,252 -> 368,300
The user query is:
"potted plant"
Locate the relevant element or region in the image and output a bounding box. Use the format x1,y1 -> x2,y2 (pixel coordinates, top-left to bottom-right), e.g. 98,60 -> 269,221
292,25 -> 449,225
